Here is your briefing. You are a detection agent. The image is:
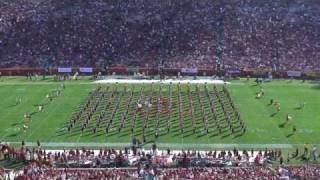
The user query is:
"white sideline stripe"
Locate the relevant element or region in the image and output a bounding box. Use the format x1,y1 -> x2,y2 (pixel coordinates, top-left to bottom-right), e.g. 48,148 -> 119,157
0,82 -> 92,85
4,142 -> 303,149
93,79 -> 230,85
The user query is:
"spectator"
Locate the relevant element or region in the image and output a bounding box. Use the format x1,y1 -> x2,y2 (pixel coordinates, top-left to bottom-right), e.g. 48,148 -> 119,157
0,1 -> 319,72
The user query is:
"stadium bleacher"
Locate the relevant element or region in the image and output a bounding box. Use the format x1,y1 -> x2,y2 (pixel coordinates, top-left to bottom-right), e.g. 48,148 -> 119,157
1,1 -> 320,179
1,141 -> 319,179
0,0 -> 319,72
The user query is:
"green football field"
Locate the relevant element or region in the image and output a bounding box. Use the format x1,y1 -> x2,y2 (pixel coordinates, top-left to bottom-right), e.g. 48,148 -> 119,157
0,77 -> 319,149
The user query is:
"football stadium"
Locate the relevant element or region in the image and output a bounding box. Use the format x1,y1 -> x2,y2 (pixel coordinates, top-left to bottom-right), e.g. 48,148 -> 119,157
0,0 -> 320,179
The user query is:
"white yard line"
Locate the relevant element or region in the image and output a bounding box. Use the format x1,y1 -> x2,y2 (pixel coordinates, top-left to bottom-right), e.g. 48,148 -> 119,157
94,79 -> 230,84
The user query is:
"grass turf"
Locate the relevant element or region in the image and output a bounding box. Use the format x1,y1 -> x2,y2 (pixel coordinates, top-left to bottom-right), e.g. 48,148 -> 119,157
0,77 -> 319,149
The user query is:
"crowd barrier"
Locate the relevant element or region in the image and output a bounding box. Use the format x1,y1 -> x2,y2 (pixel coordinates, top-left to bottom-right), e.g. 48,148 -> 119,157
0,67 -> 319,79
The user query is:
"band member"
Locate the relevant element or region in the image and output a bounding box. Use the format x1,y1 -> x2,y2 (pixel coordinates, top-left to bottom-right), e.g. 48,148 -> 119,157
38,105 -> 43,112
16,96 -> 22,105
23,124 -> 29,133
292,125 -> 297,134
142,132 -> 146,143
274,101 -> 281,112
286,114 -> 292,123
269,99 -> 274,106
256,92 -> 262,99
299,102 -> 306,110
24,112 -> 30,122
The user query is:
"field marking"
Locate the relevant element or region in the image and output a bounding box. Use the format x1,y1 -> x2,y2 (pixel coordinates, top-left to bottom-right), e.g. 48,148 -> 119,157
0,82 -> 92,85
94,79 -> 230,84
24,88 -> 66,141
2,79 -> 319,149
0,127 -> 21,140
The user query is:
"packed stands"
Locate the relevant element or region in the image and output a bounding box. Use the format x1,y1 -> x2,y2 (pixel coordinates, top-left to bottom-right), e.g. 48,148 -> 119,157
0,0 -> 320,72
1,141 -> 320,179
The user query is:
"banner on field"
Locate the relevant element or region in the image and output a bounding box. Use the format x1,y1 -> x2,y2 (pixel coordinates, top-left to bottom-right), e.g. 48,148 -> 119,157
287,71 -> 302,77
181,68 -> 198,74
58,67 -> 72,73
79,67 -> 93,73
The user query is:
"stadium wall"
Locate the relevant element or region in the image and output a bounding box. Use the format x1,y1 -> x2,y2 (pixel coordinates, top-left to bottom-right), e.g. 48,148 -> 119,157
0,67 -> 319,79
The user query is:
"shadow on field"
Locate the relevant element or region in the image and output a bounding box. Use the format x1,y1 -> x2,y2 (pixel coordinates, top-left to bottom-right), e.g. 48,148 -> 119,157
120,132 -> 131,137
197,133 -> 207,138
221,133 -> 231,139
92,133 -> 104,137
172,132 -> 183,137
278,122 -> 287,128
270,112 -> 278,117
134,132 -> 142,136
30,111 -> 38,116
232,133 -> 243,139
82,132 -> 94,137
183,133 -> 194,138
7,133 -> 18,137
34,102 -> 48,107
56,132 -> 68,136
6,104 -> 17,108
183,129 -> 193,134
220,129 -> 229,134
286,133 -> 294,138
311,85 -> 320,90
210,132 -> 220,138
170,128 -> 180,133
294,106 -> 303,111
11,122 -> 22,126
66,132 -> 79,137
106,131 -> 118,137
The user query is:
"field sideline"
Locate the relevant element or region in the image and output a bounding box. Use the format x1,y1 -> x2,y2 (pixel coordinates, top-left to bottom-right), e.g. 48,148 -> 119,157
0,77 -> 319,149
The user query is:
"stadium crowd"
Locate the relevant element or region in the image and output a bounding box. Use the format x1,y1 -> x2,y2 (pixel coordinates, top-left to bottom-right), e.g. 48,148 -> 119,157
1,141 -> 282,168
1,0 -> 320,72
3,166 -> 320,179
2,166 -> 282,180
1,141 -> 320,179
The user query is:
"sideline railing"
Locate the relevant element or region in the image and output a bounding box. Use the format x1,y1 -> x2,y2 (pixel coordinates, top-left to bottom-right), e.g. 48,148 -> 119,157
0,67 -> 319,79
